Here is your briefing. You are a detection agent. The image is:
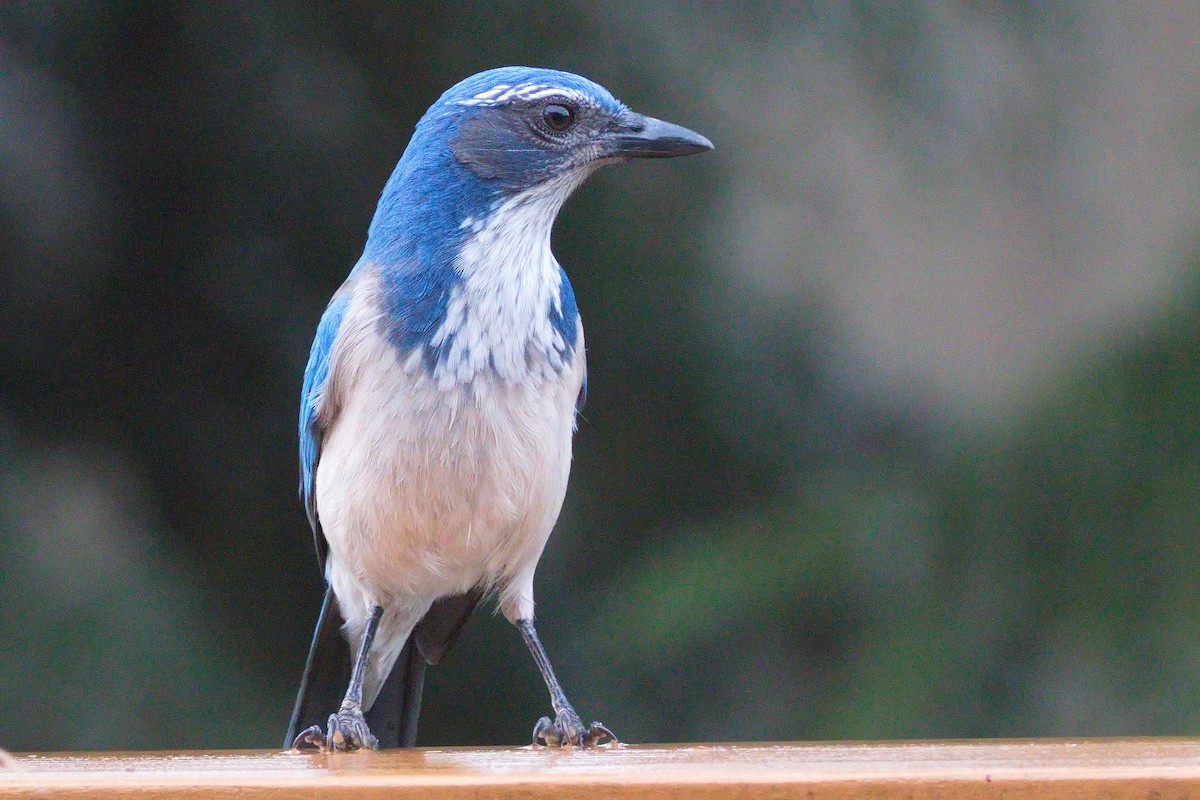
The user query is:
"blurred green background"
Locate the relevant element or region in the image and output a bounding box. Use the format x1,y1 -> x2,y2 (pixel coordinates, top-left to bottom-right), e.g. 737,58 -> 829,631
2,2 -> 1199,750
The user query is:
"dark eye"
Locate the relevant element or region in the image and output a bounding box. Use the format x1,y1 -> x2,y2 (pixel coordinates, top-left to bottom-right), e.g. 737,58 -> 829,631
541,103 -> 574,132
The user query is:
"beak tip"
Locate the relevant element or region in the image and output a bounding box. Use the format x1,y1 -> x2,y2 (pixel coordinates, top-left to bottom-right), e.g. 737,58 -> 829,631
659,131 -> 715,158
608,115 -> 716,159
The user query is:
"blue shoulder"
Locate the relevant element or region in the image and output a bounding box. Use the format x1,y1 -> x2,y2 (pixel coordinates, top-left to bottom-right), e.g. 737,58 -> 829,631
553,267 -> 586,415
378,257 -> 460,373
299,290 -> 351,532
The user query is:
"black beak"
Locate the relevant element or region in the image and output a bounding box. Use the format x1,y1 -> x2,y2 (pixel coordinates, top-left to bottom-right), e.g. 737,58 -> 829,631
604,110 -> 714,159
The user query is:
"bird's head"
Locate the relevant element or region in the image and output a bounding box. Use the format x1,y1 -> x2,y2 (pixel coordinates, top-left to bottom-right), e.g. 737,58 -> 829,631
365,67 -> 712,261
428,66 -> 712,191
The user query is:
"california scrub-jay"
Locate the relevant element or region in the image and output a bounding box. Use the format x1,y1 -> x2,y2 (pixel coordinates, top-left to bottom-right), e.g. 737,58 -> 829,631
286,66 -> 712,751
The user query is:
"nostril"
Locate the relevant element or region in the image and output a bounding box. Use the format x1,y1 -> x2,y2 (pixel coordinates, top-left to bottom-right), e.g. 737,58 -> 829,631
610,118 -> 643,134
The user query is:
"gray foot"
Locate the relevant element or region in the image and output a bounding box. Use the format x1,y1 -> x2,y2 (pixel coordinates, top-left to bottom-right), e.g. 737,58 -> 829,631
532,708 -> 617,748
291,705 -> 379,752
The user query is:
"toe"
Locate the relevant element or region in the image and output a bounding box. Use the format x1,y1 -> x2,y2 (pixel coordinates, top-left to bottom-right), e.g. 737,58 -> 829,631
557,709 -> 586,746
327,713 -> 348,751
352,719 -> 379,750
582,722 -> 617,747
331,708 -> 378,751
533,716 -> 559,746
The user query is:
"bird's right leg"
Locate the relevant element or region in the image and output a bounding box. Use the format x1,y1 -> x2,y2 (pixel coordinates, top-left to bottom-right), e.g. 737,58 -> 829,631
292,603 -> 383,752
517,619 -> 616,748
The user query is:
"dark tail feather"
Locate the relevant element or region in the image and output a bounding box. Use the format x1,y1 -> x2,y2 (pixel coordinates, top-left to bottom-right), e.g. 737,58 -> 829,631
285,585 -> 350,748
285,585 -> 428,748
366,589 -> 483,745
366,639 -> 426,747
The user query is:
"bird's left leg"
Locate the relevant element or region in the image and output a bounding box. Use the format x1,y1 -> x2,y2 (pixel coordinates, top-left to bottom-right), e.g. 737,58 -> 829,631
516,619 -> 616,748
293,604 -> 383,752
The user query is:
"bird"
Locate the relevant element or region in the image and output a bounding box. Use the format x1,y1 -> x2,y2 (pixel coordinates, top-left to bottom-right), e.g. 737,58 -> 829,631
285,66 -> 712,752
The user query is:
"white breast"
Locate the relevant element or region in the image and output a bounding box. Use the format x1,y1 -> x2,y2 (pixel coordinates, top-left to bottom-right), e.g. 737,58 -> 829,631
314,268 -> 585,629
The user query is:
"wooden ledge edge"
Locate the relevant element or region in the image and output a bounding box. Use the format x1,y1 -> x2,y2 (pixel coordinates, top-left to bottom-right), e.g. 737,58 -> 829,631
3,739 -> 1200,799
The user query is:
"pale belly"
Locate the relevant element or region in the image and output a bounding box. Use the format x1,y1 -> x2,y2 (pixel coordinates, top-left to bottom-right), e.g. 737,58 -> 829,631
314,343 -> 583,624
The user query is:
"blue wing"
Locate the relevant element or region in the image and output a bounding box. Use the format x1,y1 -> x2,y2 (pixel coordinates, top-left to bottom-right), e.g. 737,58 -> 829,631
553,266 -> 587,416
299,291 -> 351,565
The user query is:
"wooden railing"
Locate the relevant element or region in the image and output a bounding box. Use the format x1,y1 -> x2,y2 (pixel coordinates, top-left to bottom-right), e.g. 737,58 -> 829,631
3,739 -> 1200,798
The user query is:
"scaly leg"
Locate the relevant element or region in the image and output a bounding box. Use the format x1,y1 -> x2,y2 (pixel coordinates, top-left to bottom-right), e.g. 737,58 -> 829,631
292,604 -> 384,751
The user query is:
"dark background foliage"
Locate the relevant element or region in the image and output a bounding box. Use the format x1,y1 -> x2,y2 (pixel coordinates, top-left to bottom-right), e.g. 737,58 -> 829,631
2,2 -> 1199,749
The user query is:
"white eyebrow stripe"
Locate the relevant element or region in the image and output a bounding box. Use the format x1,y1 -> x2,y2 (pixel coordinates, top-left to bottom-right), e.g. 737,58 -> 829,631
493,86 -> 524,102
475,84 -> 510,100
455,83 -> 590,108
456,84 -> 511,106
521,87 -> 573,101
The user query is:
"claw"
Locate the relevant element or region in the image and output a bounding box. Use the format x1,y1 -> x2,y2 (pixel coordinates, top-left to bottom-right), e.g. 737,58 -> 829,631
290,724 -> 328,752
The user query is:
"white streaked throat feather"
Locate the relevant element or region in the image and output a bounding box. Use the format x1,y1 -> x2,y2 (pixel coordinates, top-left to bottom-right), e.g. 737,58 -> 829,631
425,169 -> 591,389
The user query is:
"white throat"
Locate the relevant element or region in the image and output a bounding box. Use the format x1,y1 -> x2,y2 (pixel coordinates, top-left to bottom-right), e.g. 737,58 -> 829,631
422,170 -> 590,388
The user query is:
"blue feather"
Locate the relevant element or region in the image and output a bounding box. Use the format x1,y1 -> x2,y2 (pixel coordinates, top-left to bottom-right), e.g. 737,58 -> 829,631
554,266 -> 585,414
361,99 -> 493,367
299,290 -> 351,534
376,256 -> 461,374
552,266 -> 580,351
